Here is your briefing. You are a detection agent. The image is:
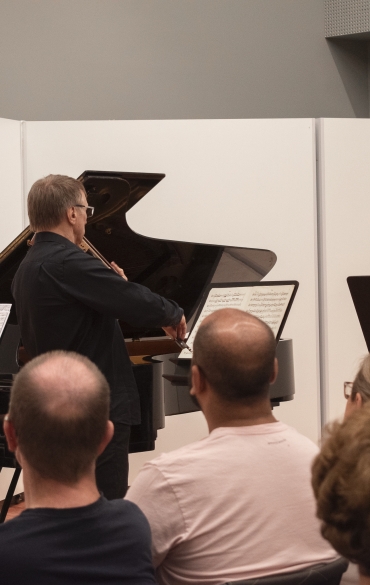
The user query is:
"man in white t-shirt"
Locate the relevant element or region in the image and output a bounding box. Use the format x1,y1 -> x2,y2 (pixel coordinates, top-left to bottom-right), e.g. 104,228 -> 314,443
126,308 -> 337,585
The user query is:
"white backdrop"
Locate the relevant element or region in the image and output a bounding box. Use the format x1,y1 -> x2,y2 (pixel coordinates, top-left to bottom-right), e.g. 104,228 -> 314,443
0,118 -> 24,498
21,119 -> 320,481
0,118 -> 24,251
317,118 -> 370,423
4,116 -> 370,486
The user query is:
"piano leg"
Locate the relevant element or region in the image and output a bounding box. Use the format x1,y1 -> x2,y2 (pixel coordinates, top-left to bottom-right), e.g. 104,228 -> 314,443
0,467 -> 21,523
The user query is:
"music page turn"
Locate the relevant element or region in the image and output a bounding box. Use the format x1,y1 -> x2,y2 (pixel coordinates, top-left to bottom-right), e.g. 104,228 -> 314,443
178,284 -> 295,358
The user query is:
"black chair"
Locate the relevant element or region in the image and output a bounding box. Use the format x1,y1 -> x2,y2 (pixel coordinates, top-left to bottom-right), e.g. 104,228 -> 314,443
223,557 -> 349,585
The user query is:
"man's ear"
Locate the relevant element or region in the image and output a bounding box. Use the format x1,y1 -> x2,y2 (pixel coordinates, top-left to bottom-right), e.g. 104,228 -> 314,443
269,358 -> 278,385
190,364 -> 208,397
190,365 -> 201,396
97,420 -> 114,456
66,206 -> 76,226
4,417 -> 18,453
354,392 -> 363,409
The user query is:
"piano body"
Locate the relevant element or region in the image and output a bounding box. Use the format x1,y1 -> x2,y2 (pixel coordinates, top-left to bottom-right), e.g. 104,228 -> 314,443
0,170 -> 296,457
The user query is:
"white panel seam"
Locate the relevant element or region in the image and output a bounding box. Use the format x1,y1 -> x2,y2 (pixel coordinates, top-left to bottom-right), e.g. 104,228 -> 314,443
315,119 -> 328,429
312,119 -> 322,441
20,121 -> 27,229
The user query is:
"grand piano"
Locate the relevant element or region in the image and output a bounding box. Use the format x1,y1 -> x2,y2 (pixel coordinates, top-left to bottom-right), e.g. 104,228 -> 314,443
0,170 -> 296,459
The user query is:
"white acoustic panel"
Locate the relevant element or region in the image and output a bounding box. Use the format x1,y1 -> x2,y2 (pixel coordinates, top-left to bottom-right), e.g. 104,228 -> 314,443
317,118 -> 370,423
0,118 -> 24,497
0,118 -> 23,252
22,119 -> 319,478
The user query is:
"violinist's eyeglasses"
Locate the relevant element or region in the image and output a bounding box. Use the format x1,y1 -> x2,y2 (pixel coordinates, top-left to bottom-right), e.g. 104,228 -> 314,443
75,204 -> 94,218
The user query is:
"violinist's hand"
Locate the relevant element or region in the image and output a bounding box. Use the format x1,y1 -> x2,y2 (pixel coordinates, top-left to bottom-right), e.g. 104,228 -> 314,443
111,261 -> 128,281
162,315 -> 187,340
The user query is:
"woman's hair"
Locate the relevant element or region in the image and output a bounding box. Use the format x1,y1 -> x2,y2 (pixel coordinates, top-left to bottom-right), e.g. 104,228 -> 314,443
351,354 -> 370,403
312,405 -> 370,576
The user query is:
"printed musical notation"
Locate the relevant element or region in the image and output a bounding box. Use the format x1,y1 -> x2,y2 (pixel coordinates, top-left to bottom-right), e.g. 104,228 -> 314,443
0,304 -> 11,340
178,285 -> 294,358
247,287 -> 292,336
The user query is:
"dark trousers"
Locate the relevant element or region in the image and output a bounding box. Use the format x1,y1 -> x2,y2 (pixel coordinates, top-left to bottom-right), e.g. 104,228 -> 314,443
95,423 -> 131,499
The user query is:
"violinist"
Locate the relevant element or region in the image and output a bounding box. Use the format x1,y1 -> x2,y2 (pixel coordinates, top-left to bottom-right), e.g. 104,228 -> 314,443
11,174 -> 186,499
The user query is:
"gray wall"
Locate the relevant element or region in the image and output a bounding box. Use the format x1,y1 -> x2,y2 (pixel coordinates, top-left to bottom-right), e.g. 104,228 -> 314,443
0,0 -> 367,121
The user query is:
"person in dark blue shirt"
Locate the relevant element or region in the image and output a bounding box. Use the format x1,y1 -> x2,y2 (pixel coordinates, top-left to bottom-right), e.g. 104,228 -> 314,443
1,350 -> 157,585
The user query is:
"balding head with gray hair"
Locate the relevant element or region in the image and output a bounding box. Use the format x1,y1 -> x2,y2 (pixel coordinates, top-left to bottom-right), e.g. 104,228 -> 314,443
192,309 -> 276,404
8,351 -> 110,484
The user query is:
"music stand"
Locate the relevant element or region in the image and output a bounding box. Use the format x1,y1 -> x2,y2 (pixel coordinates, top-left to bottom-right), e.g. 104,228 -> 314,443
347,276 -> 370,351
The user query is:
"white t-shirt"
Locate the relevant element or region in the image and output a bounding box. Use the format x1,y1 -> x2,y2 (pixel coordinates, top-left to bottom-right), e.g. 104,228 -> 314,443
126,422 -> 337,585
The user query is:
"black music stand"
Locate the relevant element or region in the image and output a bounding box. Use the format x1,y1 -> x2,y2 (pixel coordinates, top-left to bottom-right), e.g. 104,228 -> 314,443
0,389 -> 21,523
0,420 -> 21,523
0,321 -> 22,523
347,276 -> 370,351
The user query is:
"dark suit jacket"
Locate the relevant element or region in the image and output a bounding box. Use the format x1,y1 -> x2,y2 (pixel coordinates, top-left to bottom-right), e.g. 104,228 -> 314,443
11,232 -> 183,425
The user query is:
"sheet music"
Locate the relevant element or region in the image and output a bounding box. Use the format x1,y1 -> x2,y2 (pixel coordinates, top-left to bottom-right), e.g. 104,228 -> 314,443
178,284 -> 294,358
0,304 -> 11,340
246,285 -> 294,336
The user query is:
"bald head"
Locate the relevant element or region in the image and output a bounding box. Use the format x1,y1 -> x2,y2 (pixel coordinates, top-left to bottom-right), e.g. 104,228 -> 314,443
193,309 -> 276,403
9,351 -> 110,484
24,354 -> 103,418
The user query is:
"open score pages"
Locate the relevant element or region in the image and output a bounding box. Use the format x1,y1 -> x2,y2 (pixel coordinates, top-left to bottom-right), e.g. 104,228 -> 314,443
0,304 -> 11,340
178,284 -> 296,359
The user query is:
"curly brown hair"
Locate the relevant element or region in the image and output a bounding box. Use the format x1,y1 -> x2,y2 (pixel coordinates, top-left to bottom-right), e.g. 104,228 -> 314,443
312,405 -> 370,576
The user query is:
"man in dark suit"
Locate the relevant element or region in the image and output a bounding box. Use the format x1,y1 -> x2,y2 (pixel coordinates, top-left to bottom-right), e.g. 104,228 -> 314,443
12,174 -> 186,498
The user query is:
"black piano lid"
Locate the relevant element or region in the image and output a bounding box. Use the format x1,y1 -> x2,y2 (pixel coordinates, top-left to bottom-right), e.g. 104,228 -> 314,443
0,170 -> 277,340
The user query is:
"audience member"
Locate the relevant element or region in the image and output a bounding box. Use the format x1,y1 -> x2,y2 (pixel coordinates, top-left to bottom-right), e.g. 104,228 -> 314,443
344,354 -> 370,418
0,351 -> 156,585
127,308 -> 337,585
312,405 -> 370,585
